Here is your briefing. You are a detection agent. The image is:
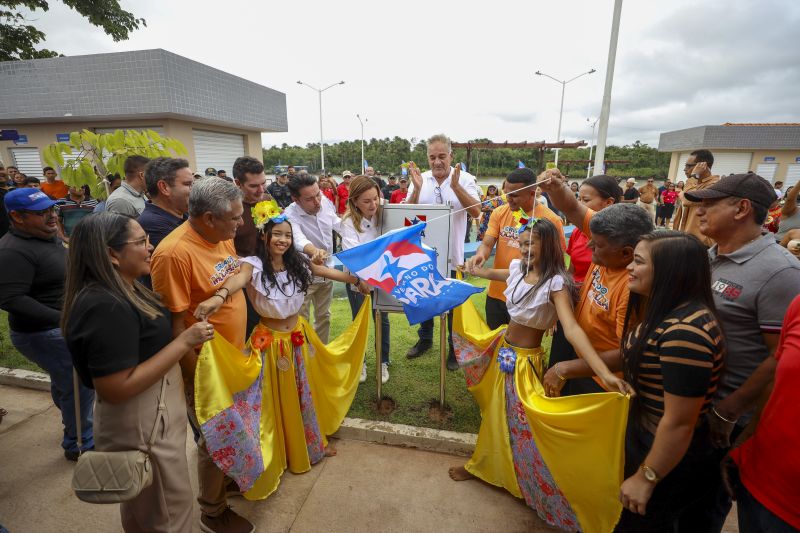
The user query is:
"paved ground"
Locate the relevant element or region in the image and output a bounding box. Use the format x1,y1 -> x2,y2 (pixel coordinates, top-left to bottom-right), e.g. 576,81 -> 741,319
0,385 -> 738,532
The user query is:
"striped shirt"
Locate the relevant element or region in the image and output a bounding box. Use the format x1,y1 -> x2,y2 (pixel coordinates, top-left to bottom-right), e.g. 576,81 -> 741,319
625,302 -> 724,421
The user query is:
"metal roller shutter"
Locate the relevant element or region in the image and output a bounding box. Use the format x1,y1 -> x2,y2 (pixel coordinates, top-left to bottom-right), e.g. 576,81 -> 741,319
192,130 -> 245,174
11,147 -> 44,179
677,152 -> 752,179
755,163 -> 778,182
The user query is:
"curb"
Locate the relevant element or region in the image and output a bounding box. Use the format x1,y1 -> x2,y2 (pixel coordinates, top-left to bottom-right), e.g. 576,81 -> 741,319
0,366 -> 51,392
0,366 -> 477,456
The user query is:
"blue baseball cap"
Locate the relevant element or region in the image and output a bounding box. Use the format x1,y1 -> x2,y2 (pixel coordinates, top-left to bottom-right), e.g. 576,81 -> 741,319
4,188 -> 58,212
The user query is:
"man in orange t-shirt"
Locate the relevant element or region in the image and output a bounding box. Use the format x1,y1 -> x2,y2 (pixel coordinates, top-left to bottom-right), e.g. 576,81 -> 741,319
150,177 -> 254,531
465,167 -> 565,329
673,149 -> 720,247
539,169 -> 653,395
40,167 -> 69,200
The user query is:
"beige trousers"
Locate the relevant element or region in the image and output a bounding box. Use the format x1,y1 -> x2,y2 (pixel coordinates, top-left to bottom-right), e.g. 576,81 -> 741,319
299,278 -> 333,343
94,364 -> 193,533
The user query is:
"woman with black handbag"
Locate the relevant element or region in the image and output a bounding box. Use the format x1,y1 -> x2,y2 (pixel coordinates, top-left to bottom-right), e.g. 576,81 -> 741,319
63,212 -> 214,532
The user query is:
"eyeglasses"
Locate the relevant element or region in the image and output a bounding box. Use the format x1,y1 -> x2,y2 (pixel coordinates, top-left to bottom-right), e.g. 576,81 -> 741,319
434,186 -> 443,204
21,206 -> 56,216
684,163 -> 695,168
124,235 -> 151,248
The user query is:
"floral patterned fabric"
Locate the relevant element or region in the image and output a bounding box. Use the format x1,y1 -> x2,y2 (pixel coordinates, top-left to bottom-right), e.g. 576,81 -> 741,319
505,367 -> 580,530
201,363 -> 265,492
292,343 -> 325,465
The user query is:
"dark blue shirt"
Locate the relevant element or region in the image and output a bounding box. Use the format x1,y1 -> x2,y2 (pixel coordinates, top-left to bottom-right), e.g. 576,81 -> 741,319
137,202 -> 185,250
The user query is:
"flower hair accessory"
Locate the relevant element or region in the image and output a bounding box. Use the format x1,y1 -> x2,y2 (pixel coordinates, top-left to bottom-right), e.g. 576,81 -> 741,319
512,208 -> 539,235
252,199 -> 287,230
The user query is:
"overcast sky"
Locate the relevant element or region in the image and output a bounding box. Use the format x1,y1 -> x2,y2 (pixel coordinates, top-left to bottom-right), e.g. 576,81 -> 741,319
22,0 -> 800,150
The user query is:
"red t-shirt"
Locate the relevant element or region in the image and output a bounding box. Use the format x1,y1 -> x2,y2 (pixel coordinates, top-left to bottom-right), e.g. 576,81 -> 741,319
321,188 -> 336,204
336,183 -> 349,214
390,189 -> 408,204
730,294 -> 800,529
660,190 -> 678,205
566,227 -> 592,284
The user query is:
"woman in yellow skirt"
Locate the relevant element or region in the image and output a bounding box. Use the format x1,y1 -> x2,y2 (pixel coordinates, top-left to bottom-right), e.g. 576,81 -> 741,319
191,199 -> 372,500
454,214 -> 634,532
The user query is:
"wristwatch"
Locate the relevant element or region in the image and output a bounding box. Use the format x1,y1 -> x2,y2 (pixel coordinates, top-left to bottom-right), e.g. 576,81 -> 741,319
640,465 -> 660,484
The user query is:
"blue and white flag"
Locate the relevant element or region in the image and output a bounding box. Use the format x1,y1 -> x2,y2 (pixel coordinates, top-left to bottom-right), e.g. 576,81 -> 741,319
518,160 -> 526,168
336,223 -> 483,324
363,159 -> 369,170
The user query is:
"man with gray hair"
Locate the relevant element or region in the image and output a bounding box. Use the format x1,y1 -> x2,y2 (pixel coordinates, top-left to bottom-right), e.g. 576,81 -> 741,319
405,133 -> 481,369
538,168 -> 654,395
150,177 -> 254,532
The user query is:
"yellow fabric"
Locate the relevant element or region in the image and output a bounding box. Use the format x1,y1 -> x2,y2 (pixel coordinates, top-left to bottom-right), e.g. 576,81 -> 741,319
195,296 -> 371,500
454,299 -> 629,533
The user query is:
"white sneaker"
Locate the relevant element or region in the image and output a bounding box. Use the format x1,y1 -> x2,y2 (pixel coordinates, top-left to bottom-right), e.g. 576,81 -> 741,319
360,362 -> 367,383
381,363 -> 390,384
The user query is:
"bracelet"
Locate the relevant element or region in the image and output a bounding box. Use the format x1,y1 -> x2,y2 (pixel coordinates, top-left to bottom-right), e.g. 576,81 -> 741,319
712,407 -> 737,424
554,363 -> 568,382
211,294 -> 226,303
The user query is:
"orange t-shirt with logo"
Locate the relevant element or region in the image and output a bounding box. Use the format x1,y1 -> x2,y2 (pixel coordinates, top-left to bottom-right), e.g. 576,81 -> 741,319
575,208 -> 630,354
485,203 -> 566,300
151,221 -> 246,349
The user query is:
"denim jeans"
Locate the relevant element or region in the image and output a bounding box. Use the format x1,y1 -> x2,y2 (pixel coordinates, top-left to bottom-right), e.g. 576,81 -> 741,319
346,284 -> 390,363
10,328 -> 94,453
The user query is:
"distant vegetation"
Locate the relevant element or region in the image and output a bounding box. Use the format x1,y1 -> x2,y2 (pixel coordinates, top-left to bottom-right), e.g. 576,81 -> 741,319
263,138 -> 670,180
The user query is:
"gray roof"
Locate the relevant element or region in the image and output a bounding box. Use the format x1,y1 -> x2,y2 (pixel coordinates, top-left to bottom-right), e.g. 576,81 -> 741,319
0,49 -> 287,132
658,124 -> 800,152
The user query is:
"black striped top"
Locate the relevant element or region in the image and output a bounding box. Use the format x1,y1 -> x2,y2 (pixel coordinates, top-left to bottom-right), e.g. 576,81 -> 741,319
625,302 -> 725,420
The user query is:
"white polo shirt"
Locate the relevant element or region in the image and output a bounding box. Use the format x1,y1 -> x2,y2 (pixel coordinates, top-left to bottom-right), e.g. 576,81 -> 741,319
284,196 -> 341,268
405,167 -> 480,270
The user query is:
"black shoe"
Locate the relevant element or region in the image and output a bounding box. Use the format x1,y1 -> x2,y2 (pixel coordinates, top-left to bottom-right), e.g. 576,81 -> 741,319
406,340 -> 433,359
447,351 -> 459,371
64,446 -> 94,462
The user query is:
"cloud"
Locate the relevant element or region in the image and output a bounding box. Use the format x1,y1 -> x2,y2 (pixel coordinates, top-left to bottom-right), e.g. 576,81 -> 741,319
491,112 -> 537,124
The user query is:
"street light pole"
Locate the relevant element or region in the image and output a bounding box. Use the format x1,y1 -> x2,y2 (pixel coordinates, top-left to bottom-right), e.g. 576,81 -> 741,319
297,80 -> 345,172
593,0 -> 624,176
587,117 -> 600,179
535,68 -> 596,167
357,114 -> 368,174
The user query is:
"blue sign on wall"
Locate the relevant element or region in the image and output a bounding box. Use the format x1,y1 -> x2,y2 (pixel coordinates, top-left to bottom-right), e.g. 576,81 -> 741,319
0,129 -> 19,141
13,134 -> 28,145
764,156 -> 776,162
796,156 -> 800,163
56,133 -> 71,142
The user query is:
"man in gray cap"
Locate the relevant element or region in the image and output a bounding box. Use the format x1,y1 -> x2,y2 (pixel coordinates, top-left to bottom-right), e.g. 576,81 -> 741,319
680,172 -> 800,531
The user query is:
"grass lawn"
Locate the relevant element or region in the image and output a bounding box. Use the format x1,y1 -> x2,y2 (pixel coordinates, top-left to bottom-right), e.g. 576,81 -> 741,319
0,270 -> 554,435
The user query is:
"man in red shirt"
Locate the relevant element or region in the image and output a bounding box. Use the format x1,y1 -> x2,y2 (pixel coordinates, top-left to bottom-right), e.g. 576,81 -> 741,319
730,294 -> 800,532
390,177 -> 409,203
336,171 -> 352,214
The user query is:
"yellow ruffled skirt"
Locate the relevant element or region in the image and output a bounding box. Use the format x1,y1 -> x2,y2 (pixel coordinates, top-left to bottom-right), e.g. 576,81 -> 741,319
194,296 -> 371,500
453,299 -> 629,532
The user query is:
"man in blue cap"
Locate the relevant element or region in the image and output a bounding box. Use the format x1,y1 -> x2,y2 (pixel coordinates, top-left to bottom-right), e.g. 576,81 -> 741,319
0,188 -> 94,460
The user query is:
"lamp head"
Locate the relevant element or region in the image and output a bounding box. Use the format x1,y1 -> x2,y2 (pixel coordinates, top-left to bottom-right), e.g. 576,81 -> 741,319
535,71 -> 542,76
589,69 -> 596,74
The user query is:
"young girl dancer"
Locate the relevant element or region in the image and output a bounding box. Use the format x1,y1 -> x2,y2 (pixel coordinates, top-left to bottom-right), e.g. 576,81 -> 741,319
454,214 -> 634,532
192,199 -> 372,500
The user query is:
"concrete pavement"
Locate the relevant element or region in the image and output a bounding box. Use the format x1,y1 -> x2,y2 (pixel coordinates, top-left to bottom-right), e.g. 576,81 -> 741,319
0,384 -> 739,532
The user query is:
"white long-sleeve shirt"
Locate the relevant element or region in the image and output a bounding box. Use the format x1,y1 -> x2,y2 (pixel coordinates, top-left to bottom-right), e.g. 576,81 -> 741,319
405,167 -> 480,269
284,196 -> 341,268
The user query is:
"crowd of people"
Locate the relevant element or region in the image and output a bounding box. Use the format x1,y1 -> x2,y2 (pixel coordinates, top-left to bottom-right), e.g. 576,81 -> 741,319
1,135 -> 799,533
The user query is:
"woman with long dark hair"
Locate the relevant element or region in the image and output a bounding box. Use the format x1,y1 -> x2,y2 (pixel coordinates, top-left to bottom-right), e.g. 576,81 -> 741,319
190,199 -> 371,501
454,216 -> 633,531
62,213 -> 214,532
615,231 -> 724,532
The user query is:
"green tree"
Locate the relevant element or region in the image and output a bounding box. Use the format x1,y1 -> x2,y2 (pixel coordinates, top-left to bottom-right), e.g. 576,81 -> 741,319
1,0 -> 145,61
42,129 -> 187,198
